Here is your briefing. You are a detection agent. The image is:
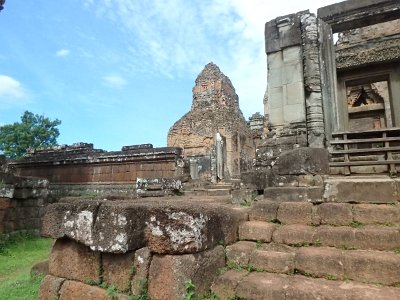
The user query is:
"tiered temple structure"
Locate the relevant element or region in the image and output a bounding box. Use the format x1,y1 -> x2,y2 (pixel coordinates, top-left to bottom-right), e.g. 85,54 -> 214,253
168,62 -> 255,181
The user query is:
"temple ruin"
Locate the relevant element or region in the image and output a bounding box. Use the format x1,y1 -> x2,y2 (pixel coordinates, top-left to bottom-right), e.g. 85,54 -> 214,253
168,62 -> 255,182
1,0 -> 400,299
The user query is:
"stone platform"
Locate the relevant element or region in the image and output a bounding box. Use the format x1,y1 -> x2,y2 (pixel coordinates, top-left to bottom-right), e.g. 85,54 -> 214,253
39,196 -> 248,300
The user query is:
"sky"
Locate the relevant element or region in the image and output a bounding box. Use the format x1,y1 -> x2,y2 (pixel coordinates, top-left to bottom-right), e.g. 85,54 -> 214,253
0,0 -> 340,151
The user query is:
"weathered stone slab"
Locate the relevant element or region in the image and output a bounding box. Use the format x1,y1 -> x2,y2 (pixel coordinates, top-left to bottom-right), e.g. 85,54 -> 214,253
236,272 -> 288,300
345,250 -> 400,286
295,247 -> 345,279
352,204 -> 400,225
272,225 -> 316,246
264,187 -> 324,203
39,275 -> 65,300
323,178 -> 399,204
250,250 -> 295,274
148,246 -> 225,300
277,202 -> 313,225
42,199 -> 244,254
131,247 -> 152,296
317,203 -> 353,226
315,225 -> 354,248
48,238 -> 100,283
92,201 -> 148,253
239,221 -> 277,242
286,276 -> 349,300
353,227 -> 400,251
102,251 -> 135,292
274,148 -> 329,175
211,270 -> 247,300
59,280 -> 108,300
249,200 -> 279,222
226,241 -> 257,266
241,171 -> 267,190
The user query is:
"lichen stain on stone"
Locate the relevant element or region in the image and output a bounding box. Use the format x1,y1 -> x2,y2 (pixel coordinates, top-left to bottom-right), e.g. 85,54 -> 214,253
165,212 -> 209,251
110,212 -> 128,226
110,233 -> 128,252
146,216 -> 164,237
62,210 -> 94,245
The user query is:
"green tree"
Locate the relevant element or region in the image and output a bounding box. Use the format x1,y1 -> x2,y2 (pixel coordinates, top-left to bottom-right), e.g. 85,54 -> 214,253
0,111 -> 61,160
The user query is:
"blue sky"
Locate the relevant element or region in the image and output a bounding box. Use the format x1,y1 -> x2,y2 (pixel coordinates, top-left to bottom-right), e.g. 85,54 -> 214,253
0,0 -> 339,151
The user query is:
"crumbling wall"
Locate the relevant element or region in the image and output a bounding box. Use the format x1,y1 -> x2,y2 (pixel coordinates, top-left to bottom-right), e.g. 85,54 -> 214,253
10,143 -> 185,183
0,172 -> 49,235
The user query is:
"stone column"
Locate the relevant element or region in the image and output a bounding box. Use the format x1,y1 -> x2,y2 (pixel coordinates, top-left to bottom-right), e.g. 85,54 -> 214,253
216,133 -> 224,182
301,13 -> 325,148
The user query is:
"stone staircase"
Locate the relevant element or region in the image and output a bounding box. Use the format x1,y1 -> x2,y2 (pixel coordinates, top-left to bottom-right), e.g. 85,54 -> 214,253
211,177 -> 400,300
182,180 -> 236,197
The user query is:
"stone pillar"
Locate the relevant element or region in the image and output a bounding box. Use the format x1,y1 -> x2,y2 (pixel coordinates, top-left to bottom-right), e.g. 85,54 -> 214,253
301,13 -> 325,148
189,158 -> 199,180
216,133 -> 225,182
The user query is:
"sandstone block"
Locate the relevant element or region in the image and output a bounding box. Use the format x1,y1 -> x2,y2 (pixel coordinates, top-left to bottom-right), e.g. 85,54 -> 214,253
277,202 -> 313,225
314,226 -> 355,248
295,247 -> 345,279
0,197 -> 11,210
102,251 -> 135,292
273,225 -> 316,246
274,147 -> 329,175
49,238 -> 100,283
42,199 -> 248,255
148,246 -> 225,300
286,276 -> 347,300
211,270 -> 247,300
131,247 -> 152,296
249,200 -> 279,222
298,175 -> 314,187
39,275 -> 65,300
236,272 -> 288,300
241,171 -> 267,190
353,227 -> 400,251
323,178 -> 398,204
264,187 -> 324,202
239,221 -> 277,242
59,280 -> 108,300
344,250 -> 400,285
250,249 -> 295,274
317,203 -> 353,226
226,241 -> 257,266
144,205 -> 226,254
270,174 -> 299,187
352,204 -> 400,225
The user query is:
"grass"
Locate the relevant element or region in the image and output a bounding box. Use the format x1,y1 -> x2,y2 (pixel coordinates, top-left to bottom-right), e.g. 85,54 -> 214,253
0,232 -> 53,300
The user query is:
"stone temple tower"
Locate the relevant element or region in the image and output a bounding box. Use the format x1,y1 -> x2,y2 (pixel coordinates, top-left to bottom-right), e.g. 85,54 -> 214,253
168,62 -> 255,181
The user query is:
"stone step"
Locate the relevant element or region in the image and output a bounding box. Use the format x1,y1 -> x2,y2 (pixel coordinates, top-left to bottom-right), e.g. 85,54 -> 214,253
206,183 -> 233,190
206,189 -> 231,196
211,270 -> 400,300
238,221 -> 400,251
323,176 -> 400,204
263,186 -> 324,202
249,201 -> 400,226
227,242 -> 400,286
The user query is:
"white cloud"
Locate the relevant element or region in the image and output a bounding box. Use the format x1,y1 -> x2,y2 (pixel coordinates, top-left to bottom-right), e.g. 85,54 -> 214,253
102,74 -> 127,88
0,75 -> 31,110
56,49 -> 70,57
85,0 -> 341,116
0,75 -> 26,101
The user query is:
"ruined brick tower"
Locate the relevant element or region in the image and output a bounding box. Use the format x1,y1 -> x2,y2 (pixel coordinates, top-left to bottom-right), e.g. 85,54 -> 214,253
168,62 -> 255,181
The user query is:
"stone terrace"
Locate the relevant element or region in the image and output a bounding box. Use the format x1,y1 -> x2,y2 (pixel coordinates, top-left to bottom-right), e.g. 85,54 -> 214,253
38,176 -> 400,300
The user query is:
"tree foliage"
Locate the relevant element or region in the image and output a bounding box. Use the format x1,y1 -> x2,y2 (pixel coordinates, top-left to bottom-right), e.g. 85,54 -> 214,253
0,111 -> 61,160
